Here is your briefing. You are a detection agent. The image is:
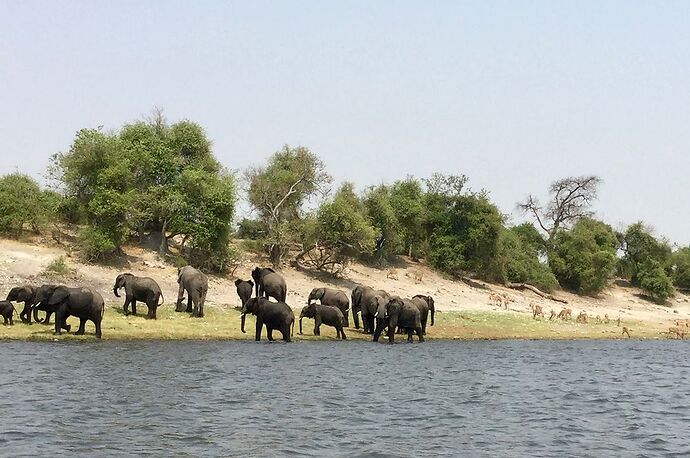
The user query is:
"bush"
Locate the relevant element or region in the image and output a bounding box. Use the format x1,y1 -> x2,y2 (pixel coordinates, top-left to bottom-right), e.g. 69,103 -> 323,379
41,256 -> 74,277
497,226 -> 558,292
78,227 -> 117,261
0,173 -> 56,237
549,218 -> 618,295
670,247 -> 690,289
236,218 -> 267,240
618,222 -> 672,285
638,259 -> 674,303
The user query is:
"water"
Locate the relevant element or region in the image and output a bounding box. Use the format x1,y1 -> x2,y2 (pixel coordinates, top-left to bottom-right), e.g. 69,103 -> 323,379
1,340 -> 689,457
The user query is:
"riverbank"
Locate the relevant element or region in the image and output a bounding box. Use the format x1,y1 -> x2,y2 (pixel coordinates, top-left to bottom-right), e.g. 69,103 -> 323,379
0,305 -> 674,341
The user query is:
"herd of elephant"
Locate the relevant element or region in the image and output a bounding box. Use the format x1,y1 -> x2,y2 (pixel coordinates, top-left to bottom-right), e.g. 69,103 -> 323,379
0,265 -> 435,343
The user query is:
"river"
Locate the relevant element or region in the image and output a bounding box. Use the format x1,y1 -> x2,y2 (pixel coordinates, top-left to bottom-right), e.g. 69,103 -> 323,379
1,340 -> 689,457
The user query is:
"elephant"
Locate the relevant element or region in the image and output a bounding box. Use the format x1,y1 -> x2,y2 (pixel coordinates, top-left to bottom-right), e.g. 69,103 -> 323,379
299,303 -> 347,340
37,286 -> 104,338
235,279 -> 254,307
113,273 -> 164,319
6,285 -> 37,324
175,266 -> 208,317
307,287 -> 350,327
30,284 -> 61,325
411,294 -> 435,335
351,285 -> 389,333
373,296 -> 424,343
240,297 -> 294,342
251,267 -> 287,302
0,300 -> 17,325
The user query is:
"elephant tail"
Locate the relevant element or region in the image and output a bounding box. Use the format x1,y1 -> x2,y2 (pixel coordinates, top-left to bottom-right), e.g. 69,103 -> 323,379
291,316 -> 295,337
281,286 -> 287,303
158,291 -> 165,307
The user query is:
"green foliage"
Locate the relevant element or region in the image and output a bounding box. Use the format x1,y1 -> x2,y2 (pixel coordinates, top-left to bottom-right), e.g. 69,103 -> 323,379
246,145 -> 331,265
362,184 -> 402,260
548,218 -> 618,295
618,222 -> 672,284
53,114 -> 236,270
424,190 -> 504,278
671,247 -> 690,289
236,218 -> 267,240
496,225 -> 558,292
389,177 -> 424,257
638,259 -> 674,303
41,256 -> 74,277
0,173 -> 57,237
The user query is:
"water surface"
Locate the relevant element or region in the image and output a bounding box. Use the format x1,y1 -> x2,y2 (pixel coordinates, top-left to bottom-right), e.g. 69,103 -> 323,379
2,340 -> 689,457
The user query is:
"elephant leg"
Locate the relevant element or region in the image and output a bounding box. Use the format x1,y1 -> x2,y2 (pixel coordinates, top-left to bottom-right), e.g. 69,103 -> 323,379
267,327 -> 274,341
123,297 -> 130,315
255,320 -> 263,341
407,329 -> 413,342
282,325 -> 291,342
20,303 -> 31,324
131,300 -> 137,316
94,318 -> 102,339
340,327 -> 347,340
54,311 -> 65,335
353,308 -> 360,330
75,318 -> 86,335
185,296 -> 193,313
197,292 -> 206,318
44,311 -> 53,325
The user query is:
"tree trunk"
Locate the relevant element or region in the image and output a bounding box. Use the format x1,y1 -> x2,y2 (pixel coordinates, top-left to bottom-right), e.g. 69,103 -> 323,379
158,219 -> 168,256
270,244 -> 282,268
505,282 -> 568,304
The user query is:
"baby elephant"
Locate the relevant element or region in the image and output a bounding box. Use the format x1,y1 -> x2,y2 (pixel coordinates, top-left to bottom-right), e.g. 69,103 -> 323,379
299,303 -> 347,340
0,300 -> 17,325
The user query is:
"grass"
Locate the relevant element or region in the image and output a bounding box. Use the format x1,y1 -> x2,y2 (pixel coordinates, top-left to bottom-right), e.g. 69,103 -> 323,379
0,305 -> 672,341
41,255 -> 75,278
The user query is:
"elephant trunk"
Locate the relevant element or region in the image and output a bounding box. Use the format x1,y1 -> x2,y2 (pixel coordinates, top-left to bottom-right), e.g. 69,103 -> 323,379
430,307 -> 435,326
32,305 -> 41,323
299,317 -> 303,335
352,308 -> 360,330
113,287 -> 120,298
240,313 -> 246,334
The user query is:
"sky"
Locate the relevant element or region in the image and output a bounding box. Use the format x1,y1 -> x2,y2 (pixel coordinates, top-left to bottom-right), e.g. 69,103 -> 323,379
1,1 -> 689,245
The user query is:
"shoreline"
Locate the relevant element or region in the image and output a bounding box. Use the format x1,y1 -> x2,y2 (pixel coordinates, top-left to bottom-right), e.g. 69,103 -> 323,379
1,307 -> 676,342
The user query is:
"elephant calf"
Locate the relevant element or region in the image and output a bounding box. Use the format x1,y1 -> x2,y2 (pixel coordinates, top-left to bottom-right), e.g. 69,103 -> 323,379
176,266 -> 208,318
0,301 -> 17,325
411,294 -> 435,335
299,303 -> 347,340
241,297 -> 294,342
307,287 -> 350,327
373,296 -> 424,343
6,285 -> 37,324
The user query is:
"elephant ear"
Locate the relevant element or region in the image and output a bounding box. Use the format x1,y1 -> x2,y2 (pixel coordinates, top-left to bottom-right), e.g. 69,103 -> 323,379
48,287 -> 70,306
6,287 -> 20,301
247,280 -> 254,287
235,279 -> 242,286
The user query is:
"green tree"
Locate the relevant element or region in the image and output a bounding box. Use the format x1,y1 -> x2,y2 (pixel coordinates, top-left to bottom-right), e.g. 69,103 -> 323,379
389,177 -> 424,257
247,145 -> 331,266
297,183 -> 376,274
496,224 -> 558,292
548,218 -> 618,295
670,247 -> 690,289
362,184 -> 402,261
637,259 -> 674,303
618,222 -> 672,285
0,173 -> 57,237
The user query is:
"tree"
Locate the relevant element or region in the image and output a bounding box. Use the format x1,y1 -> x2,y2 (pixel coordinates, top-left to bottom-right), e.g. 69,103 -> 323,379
247,145 -> 331,266
362,184 -> 403,261
548,218 -> 618,295
519,175 -> 601,243
297,183 -> 376,275
618,222 -> 672,285
389,177 -> 424,257
496,224 -> 558,292
670,247 -> 690,289
638,259 -> 674,303
0,173 -> 57,237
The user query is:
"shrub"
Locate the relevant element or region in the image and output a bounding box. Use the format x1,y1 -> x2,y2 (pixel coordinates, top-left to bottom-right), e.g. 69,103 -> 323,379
0,173 -> 56,237
638,259 -> 674,303
41,256 -> 74,277
78,227 -> 117,261
670,247 -> 690,289
498,226 -> 558,292
549,218 -> 618,295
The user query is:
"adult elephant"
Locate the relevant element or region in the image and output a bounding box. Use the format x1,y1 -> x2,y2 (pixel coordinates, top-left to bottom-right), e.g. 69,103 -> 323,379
351,285 -> 389,333
36,286 -> 104,338
240,297 -> 294,342
175,266 -> 208,318
234,279 -> 254,307
307,287 -> 350,327
6,285 -> 37,324
251,267 -> 287,302
373,296 -> 423,343
113,273 -> 164,319
299,303 -> 347,340
31,284 -> 61,325
411,294 -> 435,335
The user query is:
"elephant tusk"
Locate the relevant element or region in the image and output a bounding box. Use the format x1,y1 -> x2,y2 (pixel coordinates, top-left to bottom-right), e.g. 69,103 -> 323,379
345,307 -> 351,312
374,312 -> 378,318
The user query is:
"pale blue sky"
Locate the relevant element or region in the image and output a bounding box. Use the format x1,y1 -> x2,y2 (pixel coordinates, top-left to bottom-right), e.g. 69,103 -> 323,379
1,1 -> 689,244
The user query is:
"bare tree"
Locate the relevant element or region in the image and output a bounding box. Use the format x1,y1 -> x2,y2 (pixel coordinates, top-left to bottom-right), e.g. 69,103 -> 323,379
518,175 -> 601,242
